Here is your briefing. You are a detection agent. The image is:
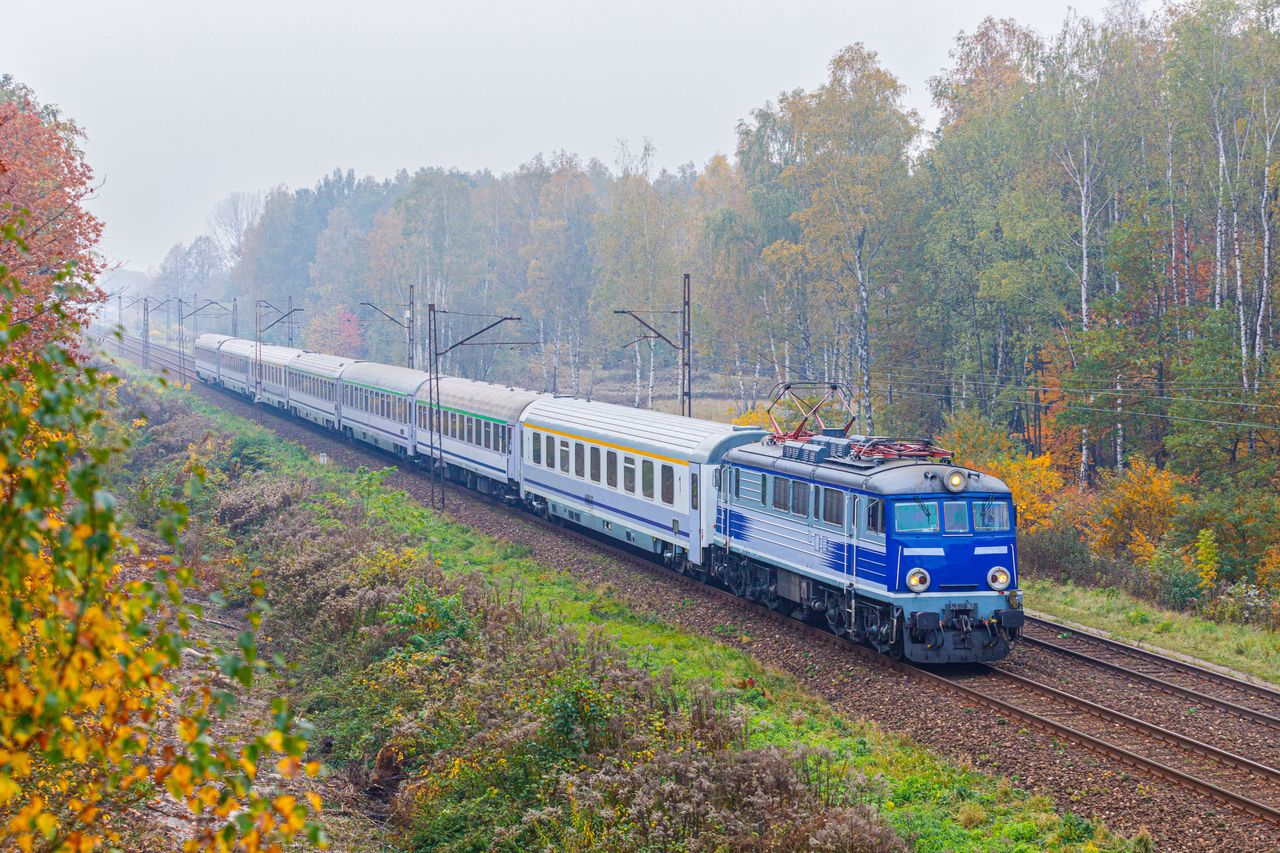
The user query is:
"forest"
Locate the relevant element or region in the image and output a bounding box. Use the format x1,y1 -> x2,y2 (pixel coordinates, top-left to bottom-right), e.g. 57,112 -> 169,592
138,1 -> 1280,620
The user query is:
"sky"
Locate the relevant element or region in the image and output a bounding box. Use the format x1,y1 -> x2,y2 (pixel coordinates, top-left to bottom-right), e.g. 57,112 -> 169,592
6,0 -> 1118,273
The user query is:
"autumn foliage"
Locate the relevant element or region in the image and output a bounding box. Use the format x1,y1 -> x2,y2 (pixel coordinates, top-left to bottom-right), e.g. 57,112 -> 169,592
0,79 -> 104,360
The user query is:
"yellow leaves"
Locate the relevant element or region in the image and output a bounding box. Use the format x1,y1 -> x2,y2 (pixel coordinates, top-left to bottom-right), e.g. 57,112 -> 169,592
987,453 -> 1063,534
1087,456 -> 1189,563
263,730 -> 285,753
178,717 -> 201,743
0,774 -> 20,805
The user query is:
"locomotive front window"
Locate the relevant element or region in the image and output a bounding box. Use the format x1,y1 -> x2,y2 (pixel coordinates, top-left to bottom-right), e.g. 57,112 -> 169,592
895,501 -> 940,533
943,501 -> 970,533
974,500 -> 1012,532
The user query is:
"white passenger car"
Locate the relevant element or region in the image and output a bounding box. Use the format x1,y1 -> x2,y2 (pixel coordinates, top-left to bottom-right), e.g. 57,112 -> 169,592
337,362 -> 431,455
518,397 -> 764,566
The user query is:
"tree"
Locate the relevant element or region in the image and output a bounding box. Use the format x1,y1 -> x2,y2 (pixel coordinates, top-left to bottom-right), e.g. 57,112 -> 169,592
0,78 -> 103,360
0,223 -> 322,852
207,191 -> 264,268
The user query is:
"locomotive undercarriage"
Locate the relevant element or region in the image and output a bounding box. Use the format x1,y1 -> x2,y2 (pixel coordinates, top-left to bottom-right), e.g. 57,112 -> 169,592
704,546 -> 1022,664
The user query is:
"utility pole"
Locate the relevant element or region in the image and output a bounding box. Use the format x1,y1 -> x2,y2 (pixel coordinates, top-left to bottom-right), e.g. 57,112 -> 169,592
614,272 -> 693,416
142,297 -> 150,368
253,300 -> 304,399
231,298 -> 238,336
1027,346 -> 1047,456
361,286 -> 417,368
425,306 -> 532,510
176,297 -> 185,380
287,295 -> 295,347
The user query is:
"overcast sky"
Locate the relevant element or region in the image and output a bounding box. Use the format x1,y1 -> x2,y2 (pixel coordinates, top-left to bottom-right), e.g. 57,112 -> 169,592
7,0 -> 1118,272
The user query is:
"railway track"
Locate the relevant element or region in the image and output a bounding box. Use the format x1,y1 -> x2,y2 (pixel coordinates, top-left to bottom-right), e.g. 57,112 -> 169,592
93,329 -> 1280,830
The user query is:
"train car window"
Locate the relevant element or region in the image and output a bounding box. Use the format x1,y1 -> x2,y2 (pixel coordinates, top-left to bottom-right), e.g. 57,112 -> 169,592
482,421 -> 490,450
574,443 -> 585,478
642,460 -> 655,500
623,456 -> 636,493
760,474 -> 767,506
532,432 -> 541,464
465,417 -> 473,445
661,464 -> 674,505
772,477 -> 790,512
943,500 -> 970,533
590,447 -> 601,482
559,441 -> 570,473
790,481 -> 810,517
507,426 -> 513,453
607,451 -> 618,488
544,434 -> 554,466
895,501 -> 939,533
690,472 -> 698,508
973,500 -> 1011,531
822,488 -> 844,526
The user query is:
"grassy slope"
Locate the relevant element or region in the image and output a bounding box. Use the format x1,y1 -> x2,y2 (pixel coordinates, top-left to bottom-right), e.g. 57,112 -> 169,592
1024,578 -> 1280,687
169,388 -> 1144,853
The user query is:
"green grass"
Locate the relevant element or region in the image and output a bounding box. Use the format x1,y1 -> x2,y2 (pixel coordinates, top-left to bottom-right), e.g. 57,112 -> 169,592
143,376 -> 1147,851
1025,577 -> 1280,687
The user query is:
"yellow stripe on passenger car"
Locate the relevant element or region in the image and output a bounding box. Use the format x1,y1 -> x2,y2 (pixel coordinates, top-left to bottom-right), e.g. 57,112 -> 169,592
526,423 -> 690,466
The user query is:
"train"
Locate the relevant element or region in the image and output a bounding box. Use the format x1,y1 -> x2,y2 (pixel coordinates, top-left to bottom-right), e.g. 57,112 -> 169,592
193,333 -> 1025,663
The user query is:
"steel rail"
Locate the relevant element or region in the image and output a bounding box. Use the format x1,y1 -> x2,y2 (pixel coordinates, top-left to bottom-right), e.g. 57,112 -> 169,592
1017,633 -> 1280,729
1025,614 -> 1280,707
99,329 -> 1280,828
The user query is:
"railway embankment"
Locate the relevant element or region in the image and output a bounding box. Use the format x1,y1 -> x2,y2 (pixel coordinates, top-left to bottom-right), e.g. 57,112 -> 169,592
105,372 -> 1163,851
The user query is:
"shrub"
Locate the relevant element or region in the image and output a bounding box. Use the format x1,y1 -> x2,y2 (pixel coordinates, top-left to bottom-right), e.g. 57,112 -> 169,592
956,800 -> 986,829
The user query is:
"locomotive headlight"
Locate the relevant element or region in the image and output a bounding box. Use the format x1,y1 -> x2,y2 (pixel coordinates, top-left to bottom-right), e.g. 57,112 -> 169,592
988,566 -> 1012,591
906,568 -> 931,593
944,469 -> 967,493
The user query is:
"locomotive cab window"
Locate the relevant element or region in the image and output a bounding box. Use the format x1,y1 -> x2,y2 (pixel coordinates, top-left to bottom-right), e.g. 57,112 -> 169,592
943,501 -> 970,533
974,500 -> 1012,532
895,500 -> 940,533
859,498 -> 886,544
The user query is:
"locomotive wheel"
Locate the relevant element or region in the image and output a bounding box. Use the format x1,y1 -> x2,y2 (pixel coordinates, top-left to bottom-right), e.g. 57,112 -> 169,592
725,562 -> 747,597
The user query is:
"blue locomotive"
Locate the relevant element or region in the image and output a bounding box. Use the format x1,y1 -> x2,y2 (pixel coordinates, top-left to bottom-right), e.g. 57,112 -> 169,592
192,335 -> 1024,663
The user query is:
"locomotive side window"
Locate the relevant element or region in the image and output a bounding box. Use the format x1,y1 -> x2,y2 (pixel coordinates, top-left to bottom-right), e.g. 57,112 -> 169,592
607,451 -> 618,488
590,447 -> 601,483
575,442 -> 585,478
790,481 -> 810,517
974,500 -> 1011,531
943,501 -> 970,533
623,456 -> 636,493
895,501 -> 940,533
860,498 -> 886,543
821,488 -> 844,526
642,460 -> 655,500
759,474 -> 767,506
732,469 -> 740,500
772,477 -> 790,512
661,464 -> 674,506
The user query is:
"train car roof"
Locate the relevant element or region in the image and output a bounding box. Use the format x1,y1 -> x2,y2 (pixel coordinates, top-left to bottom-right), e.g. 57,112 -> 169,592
218,339 -> 305,368
339,361 -> 432,396
415,376 -> 547,423
195,333 -> 235,350
521,397 -> 767,464
291,351 -> 360,379
724,440 -> 1012,496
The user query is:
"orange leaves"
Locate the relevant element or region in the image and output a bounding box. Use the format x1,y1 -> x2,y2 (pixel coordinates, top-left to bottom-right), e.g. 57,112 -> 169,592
1087,457 -> 1189,563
